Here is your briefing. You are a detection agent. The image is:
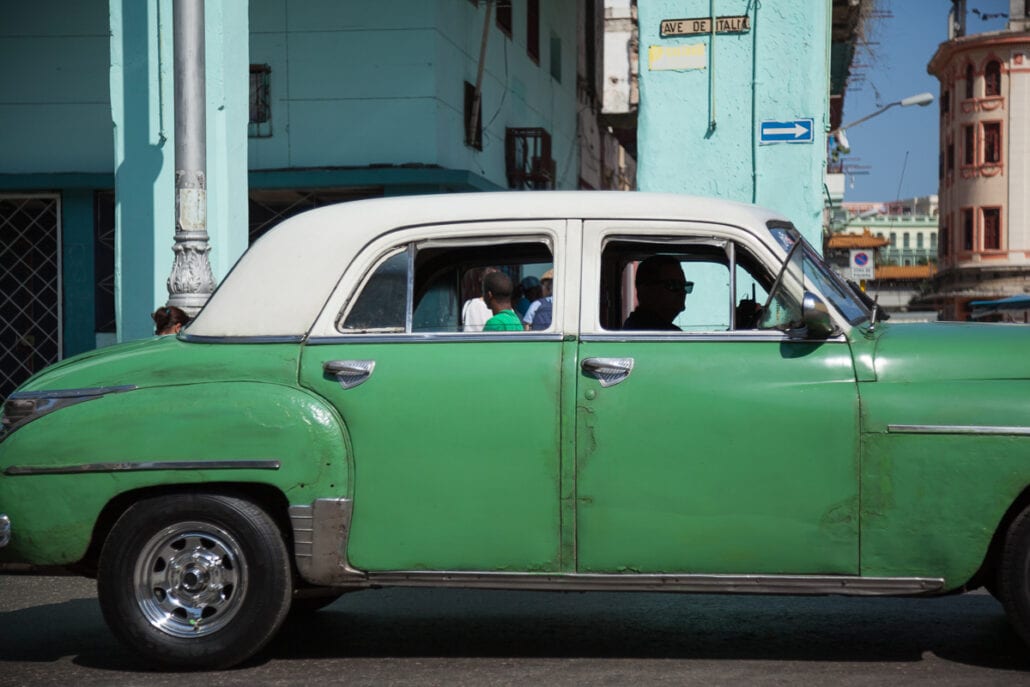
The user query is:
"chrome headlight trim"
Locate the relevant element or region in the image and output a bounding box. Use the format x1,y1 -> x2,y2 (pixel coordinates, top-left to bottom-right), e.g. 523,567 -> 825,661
1,385 -> 138,441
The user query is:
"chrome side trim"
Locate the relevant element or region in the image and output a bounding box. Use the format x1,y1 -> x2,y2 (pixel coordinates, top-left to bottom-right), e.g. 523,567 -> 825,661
887,424 -> 1030,437
1,385 -> 138,441
579,333 -> 848,344
178,334 -> 305,344
7,385 -> 137,400
307,333 -> 564,345
0,514 -> 10,548
289,498 -> 364,585
4,459 -> 281,476
315,571 -> 945,597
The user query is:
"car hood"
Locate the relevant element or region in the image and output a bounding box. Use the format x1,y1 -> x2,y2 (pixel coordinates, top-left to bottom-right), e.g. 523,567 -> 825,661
14,336 -> 301,394
872,321 -> 1030,383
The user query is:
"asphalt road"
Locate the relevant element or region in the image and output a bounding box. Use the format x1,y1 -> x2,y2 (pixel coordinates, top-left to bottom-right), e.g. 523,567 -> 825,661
1,575 -> 1029,686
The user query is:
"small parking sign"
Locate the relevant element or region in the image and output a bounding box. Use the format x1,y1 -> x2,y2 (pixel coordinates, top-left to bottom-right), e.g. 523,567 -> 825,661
850,249 -> 874,280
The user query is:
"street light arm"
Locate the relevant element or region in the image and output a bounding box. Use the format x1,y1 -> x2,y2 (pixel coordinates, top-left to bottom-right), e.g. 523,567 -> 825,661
828,92 -> 935,135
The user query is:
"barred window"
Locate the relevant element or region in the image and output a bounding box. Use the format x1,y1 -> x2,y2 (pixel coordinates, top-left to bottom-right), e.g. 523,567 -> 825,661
983,122 -> 1001,164
983,208 -> 1001,250
985,60 -> 1001,97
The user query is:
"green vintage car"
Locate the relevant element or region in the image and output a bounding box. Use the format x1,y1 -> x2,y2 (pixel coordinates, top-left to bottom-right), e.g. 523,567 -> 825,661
2,192 -> 1030,668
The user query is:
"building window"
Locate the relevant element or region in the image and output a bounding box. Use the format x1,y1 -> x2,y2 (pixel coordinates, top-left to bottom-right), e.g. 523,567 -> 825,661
963,125 -> 975,165
983,122 -> 1002,163
464,81 -> 483,150
550,31 -> 562,82
983,208 -> 1001,250
939,221 -> 948,256
249,65 -> 272,138
962,208 -> 974,251
527,0 -> 540,63
985,59 -> 1001,96
947,141 -> 954,174
496,0 -> 512,37
931,231 -> 938,252
941,90 -> 950,116
917,233 -> 924,250
903,233 -> 911,249
505,127 -> 555,189
889,232 -> 897,248
965,63 -> 975,99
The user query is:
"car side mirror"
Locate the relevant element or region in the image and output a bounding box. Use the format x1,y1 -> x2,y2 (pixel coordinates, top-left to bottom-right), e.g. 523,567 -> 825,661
801,292 -> 841,339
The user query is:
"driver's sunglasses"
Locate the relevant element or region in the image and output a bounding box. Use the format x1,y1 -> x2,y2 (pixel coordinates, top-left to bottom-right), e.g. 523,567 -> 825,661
645,279 -> 694,294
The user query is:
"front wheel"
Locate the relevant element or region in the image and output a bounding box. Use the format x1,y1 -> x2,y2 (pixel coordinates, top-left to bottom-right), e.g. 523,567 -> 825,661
97,493 -> 293,670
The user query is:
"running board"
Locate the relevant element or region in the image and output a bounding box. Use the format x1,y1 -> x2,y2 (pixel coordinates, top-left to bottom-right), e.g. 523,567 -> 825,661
361,571 -> 945,597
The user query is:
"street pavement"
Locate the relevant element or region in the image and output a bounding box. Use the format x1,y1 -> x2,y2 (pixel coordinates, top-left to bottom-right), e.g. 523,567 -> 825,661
1,575 -> 1029,686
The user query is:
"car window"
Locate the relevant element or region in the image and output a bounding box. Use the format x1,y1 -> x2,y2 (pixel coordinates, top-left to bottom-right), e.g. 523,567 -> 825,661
599,238 -> 774,332
339,238 -> 554,334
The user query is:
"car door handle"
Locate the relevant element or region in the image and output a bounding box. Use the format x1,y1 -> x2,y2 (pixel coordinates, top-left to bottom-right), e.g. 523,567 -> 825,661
581,357 -> 634,387
323,360 -> 376,390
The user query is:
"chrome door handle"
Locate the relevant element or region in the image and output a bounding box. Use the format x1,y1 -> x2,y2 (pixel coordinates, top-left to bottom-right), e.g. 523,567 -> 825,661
581,357 -> 634,387
323,360 -> 376,390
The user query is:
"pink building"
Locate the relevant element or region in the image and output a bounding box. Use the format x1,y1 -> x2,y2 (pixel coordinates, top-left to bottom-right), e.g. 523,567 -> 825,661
928,1 -> 1030,320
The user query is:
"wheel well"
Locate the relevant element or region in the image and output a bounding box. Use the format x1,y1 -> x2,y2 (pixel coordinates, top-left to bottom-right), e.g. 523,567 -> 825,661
968,484 -> 1030,591
72,482 -> 292,578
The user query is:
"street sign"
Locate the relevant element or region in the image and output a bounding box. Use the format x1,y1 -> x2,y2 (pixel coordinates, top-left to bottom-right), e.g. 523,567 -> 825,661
660,16 -> 751,37
759,119 -> 814,144
850,249 -> 875,280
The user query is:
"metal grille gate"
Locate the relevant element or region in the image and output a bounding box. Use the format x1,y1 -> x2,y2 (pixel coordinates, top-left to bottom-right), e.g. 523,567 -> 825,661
0,195 -> 62,401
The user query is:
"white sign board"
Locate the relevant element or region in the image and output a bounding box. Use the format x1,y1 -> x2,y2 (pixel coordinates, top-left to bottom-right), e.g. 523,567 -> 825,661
850,249 -> 875,280
648,43 -> 706,71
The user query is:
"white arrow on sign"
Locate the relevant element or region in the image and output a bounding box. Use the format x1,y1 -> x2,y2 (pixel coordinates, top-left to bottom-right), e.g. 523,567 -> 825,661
764,123 -> 809,138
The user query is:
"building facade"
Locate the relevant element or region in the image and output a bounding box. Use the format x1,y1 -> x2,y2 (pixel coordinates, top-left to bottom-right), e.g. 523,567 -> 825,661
928,0 -> 1030,320
634,0 -> 867,246
0,0 -> 623,399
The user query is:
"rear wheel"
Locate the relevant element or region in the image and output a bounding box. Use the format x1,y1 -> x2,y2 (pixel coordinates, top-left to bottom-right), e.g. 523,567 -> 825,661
998,505 -> 1030,645
97,493 -> 292,670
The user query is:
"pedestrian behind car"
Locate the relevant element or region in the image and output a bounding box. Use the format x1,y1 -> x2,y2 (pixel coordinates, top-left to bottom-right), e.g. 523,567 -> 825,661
152,305 -> 191,335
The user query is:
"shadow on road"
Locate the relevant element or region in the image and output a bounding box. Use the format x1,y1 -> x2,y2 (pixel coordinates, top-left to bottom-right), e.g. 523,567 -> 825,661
2,588 -> 1027,674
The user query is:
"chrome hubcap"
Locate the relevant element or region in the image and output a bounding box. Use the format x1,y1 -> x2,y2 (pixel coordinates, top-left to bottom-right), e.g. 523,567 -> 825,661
133,522 -> 248,637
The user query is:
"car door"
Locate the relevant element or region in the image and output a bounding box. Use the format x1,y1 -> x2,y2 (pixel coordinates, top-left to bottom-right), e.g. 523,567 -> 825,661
575,221 -> 860,575
299,221 -> 567,572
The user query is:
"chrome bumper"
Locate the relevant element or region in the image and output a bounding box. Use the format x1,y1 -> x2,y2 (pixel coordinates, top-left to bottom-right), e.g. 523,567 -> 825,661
0,514 -> 9,548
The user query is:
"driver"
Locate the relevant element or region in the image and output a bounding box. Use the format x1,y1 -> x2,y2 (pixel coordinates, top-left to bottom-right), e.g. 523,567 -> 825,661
623,255 -> 692,331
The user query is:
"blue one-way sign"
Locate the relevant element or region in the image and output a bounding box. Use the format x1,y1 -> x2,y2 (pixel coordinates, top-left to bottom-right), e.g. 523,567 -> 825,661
760,119 -> 814,144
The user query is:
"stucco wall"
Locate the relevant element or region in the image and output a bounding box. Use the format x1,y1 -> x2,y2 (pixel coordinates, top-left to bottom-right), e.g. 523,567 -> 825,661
248,0 -> 579,189
0,0 -> 113,174
636,0 -> 830,244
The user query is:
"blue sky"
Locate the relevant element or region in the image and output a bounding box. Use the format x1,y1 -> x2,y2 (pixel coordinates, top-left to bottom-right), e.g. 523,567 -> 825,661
840,0 -> 1010,202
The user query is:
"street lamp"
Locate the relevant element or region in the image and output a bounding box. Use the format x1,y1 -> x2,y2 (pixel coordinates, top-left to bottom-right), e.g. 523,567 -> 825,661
831,92 -> 935,153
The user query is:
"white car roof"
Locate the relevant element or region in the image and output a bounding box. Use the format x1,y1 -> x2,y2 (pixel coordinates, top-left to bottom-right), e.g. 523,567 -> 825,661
186,191 -> 789,338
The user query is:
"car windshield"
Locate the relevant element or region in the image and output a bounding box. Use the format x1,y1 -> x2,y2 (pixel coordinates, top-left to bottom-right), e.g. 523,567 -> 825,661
767,224 -> 870,327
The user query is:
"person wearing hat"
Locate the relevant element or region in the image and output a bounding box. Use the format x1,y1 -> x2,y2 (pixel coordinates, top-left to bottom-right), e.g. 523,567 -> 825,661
522,268 -> 554,331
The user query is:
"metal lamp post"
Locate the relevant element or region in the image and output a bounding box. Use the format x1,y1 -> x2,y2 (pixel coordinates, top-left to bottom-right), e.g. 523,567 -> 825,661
167,0 -> 216,317
830,92 -> 935,153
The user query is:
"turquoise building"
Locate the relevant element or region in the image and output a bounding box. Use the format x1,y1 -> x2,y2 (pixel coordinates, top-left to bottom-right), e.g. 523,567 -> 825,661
635,1 -> 852,244
0,0 -> 595,398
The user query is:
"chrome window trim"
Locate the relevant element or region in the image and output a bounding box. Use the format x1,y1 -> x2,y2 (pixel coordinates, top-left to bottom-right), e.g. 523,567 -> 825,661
4,459 -> 281,476
887,424 -> 1030,437
178,334 -> 305,344
307,333 -> 565,345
